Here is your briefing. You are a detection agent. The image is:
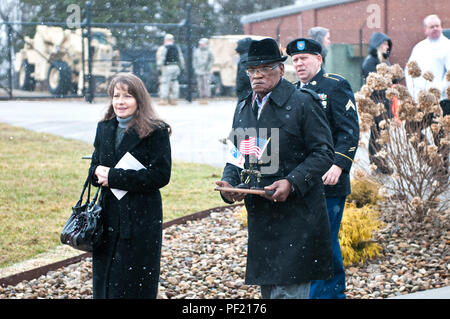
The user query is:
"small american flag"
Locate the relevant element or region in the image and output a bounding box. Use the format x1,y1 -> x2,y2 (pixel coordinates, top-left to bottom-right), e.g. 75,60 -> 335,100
239,136 -> 269,159
239,137 -> 261,158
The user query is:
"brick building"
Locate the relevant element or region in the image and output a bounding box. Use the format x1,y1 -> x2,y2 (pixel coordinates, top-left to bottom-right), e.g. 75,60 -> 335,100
241,0 -> 450,89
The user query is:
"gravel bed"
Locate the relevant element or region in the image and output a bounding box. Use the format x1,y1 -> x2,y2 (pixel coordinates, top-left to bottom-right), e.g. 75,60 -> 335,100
0,206 -> 448,299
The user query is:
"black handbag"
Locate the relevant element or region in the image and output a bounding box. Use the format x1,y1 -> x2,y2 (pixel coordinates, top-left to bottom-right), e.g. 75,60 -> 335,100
60,174 -> 103,252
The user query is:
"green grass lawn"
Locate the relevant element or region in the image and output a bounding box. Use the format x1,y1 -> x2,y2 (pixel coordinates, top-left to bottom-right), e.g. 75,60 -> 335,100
0,123 -> 226,268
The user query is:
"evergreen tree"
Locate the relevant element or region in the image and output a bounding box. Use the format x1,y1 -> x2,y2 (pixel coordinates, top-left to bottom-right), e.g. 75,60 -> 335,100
214,0 -> 296,34
15,0 -> 216,49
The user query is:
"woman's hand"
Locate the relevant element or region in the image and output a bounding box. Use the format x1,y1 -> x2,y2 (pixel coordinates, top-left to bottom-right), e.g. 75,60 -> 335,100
95,165 -> 110,187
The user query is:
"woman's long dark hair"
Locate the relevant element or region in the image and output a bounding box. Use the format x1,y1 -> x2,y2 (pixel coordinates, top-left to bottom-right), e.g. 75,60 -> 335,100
103,73 -> 171,138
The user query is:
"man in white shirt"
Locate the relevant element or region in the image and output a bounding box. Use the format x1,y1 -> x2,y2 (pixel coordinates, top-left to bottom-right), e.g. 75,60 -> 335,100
405,14 -> 449,179
405,14 -> 450,111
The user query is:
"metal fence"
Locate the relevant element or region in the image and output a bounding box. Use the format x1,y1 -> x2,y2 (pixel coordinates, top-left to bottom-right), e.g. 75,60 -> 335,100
0,2 -> 199,102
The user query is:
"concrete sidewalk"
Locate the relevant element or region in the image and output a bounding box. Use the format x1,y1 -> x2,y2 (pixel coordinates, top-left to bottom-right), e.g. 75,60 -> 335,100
388,286 -> 449,299
0,97 -> 372,170
0,97 -> 237,168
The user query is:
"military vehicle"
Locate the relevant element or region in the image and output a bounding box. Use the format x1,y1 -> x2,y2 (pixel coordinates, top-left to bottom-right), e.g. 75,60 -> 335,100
14,25 -> 121,95
208,34 -> 298,96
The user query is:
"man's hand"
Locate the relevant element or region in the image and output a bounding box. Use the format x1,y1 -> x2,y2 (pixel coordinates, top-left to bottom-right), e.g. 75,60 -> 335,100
215,180 -> 245,203
263,179 -> 292,202
322,164 -> 342,185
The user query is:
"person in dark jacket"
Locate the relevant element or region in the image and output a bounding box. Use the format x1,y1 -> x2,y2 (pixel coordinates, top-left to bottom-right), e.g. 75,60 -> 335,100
286,38 -> 360,299
89,73 -> 172,299
362,32 -> 393,173
235,37 -> 253,100
362,32 -> 392,79
216,38 -> 335,299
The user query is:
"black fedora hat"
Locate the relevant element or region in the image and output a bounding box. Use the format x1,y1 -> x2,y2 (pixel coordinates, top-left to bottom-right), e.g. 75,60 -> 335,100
244,38 -> 287,67
286,38 -> 322,56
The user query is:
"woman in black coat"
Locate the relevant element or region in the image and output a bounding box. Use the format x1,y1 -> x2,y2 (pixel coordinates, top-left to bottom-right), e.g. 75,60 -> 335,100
89,73 -> 171,298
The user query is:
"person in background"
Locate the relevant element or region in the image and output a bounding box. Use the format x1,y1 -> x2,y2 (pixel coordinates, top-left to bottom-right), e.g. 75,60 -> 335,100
405,14 -> 450,112
286,38 -> 360,299
193,38 -> 215,104
217,38 -> 335,299
361,31 -> 393,174
362,32 -> 392,79
235,37 -> 253,100
90,73 -> 172,298
157,34 -> 185,105
405,14 -> 449,177
308,27 -> 331,65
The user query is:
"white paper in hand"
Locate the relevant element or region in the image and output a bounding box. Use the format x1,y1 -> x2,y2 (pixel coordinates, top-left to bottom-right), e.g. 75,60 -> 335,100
111,152 -> 146,200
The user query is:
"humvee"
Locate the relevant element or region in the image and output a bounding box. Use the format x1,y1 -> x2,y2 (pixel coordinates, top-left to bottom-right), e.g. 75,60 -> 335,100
14,25 -> 121,95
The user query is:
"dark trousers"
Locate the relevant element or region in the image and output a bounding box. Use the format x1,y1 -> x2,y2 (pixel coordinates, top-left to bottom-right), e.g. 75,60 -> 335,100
309,196 -> 346,299
261,282 -> 311,299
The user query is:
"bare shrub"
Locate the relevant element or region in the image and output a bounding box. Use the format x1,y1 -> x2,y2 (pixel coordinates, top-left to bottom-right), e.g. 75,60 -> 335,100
355,62 -> 449,224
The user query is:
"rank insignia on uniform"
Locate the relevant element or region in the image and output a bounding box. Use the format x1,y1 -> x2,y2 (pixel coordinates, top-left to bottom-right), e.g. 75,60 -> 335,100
324,73 -> 340,81
345,99 -> 356,111
297,40 -> 305,51
318,93 -> 327,101
311,81 -> 317,85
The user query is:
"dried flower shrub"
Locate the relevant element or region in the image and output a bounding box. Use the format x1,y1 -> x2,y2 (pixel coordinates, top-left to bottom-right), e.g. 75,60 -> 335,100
355,62 -> 449,224
389,64 -> 404,82
366,72 -> 389,91
423,71 -> 434,82
406,61 -> 421,78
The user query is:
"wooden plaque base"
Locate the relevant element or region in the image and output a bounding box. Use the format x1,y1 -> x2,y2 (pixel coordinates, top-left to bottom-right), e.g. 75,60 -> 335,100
214,186 -> 274,196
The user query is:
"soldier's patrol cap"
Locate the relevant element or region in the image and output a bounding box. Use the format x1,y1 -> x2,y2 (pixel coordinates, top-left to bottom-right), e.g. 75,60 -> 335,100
286,38 -> 322,56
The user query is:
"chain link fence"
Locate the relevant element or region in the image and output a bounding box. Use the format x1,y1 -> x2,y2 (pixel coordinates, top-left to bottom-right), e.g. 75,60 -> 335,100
0,2 -> 200,102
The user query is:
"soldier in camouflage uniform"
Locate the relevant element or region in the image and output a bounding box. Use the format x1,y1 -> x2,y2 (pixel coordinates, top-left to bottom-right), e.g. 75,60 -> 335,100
157,34 -> 185,105
193,38 -> 215,104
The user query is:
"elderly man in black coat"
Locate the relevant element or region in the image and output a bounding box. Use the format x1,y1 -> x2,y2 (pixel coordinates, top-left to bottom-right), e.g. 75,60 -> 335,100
216,38 -> 335,299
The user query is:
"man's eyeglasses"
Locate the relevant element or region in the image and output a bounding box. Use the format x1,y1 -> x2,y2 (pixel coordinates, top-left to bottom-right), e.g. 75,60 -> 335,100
246,63 -> 281,76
